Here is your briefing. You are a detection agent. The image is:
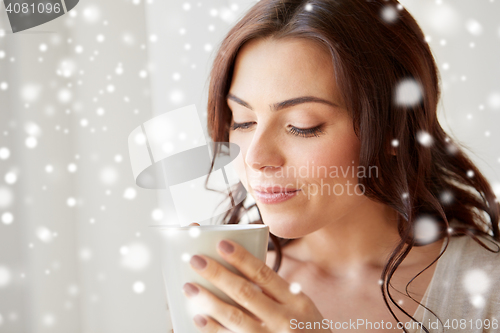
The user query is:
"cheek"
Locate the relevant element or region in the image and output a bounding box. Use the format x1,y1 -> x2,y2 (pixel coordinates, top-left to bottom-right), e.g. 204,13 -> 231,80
229,133 -> 249,187
291,132 -> 361,180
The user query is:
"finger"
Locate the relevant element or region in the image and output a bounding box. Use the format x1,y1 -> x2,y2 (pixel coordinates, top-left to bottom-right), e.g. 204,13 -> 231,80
216,239 -> 297,304
189,223 -> 201,226
193,314 -> 236,333
189,254 -> 284,325
183,282 -> 265,333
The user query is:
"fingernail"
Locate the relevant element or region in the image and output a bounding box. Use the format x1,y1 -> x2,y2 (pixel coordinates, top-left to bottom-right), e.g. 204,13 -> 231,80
193,314 -> 207,327
218,240 -> 234,254
190,255 -> 207,270
182,283 -> 199,297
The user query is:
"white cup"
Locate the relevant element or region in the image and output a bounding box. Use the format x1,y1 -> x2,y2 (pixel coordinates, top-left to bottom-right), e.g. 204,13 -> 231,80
155,224 -> 269,333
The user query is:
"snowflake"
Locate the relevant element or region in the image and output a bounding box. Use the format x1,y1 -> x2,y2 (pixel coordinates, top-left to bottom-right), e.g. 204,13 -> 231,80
381,5 -> 398,23
189,227 -> 201,238
42,313 -> 56,327
417,130 -> 434,147
67,163 -> 77,173
133,281 -> 146,294
1,212 -> 13,225
463,269 -> 490,295
58,89 -> 72,103
79,248 -> 93,261
466,19 -> 483,36
37,226 -> 54,243
25,136 -> 38,149
170,89 -> 184,104
21,84 -> 41,102
100,166 -> 119,185
0,147 -> 10,160
289,282 -> 301,294
0,266 -> 12,288
487,92 -> 500,109
151,208 -> 164,221
4,172 -> 17,185
414,215 -> 439,244
394,78 -> 423,107
82,5 -> 101,23
123,187 -> 137,200
66,197 -> 76,207
121,243 -> 151,271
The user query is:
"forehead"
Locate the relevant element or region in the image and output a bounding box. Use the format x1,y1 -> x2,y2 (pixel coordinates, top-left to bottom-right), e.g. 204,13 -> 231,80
229,37 -> 341,106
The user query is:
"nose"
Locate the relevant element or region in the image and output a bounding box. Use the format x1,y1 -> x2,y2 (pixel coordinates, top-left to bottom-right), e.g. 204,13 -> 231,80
244,124 -> 285,172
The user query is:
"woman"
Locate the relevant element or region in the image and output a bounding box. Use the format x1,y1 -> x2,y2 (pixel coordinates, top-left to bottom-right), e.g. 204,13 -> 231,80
181,0 -> 500,332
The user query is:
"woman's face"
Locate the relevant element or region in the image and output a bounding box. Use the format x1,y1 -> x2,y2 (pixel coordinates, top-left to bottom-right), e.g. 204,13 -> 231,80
228,37 -> 364,238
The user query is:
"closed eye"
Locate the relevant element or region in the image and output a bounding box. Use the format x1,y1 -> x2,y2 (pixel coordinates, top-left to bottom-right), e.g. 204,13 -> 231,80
231,122 -> 324,138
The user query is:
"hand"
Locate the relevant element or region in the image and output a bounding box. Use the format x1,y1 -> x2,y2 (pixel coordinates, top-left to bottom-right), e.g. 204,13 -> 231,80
181,231 -> 331,332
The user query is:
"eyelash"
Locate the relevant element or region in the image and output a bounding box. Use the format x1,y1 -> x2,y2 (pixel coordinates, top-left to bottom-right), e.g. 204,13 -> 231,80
231,122 -> 324,138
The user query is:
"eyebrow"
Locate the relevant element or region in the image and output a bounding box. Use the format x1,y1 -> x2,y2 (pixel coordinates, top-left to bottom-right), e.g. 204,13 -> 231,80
226,93 -> 340,111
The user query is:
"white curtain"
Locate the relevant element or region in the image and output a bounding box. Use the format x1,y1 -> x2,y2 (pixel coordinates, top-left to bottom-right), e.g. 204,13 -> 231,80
0,0 -> 499,332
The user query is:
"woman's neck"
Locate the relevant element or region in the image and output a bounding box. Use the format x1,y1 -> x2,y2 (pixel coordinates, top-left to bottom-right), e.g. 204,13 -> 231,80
282,197 -> 443,277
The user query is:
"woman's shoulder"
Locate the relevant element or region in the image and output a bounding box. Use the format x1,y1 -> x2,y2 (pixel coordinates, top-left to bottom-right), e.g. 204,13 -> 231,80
442,234 -> 500,269
417,235 -> 500,332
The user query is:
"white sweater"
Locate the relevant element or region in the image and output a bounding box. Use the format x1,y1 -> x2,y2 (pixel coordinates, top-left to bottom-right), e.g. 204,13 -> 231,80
410,234 -> 500,333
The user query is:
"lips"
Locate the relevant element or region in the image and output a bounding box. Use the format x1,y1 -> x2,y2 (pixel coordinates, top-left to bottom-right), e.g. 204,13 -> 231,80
252,185 -> 299,194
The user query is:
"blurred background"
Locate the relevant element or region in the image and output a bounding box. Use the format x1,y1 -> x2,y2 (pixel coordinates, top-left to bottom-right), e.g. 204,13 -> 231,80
0,0 -> 499,332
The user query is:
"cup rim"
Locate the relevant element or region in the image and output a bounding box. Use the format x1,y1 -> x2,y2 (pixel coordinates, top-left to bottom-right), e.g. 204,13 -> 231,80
149,224 -> 268,231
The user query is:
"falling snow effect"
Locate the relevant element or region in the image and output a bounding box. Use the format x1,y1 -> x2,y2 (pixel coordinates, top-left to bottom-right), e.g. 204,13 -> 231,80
21,83 -> 41,102
466,19 -> 483,36
82,5 -> 101,23
488,92 -> 500,110
425,3 -> 460,35
381,5 -> 398,23
79,248 -> 92,261
36,226 -> 54,243
414,215 -> 439,244
133,281 -> 146,294
463,269 -> 490,308
1,212 -> 14,225
289,282 -> 301,294
417,130 -> 434,147
0,148 -> 10,160
120,243 -> 151,271
189,227 -> 201,238
100,166 -> 119,185
0,187 -> 13,209
151,208 -> 164,221
4,172 -> 17,185
440,190 -> 453,205
394,78 -> 423,107
42,313 -> 56,327
0,266 -> 12,288
66,197 -> 76,207
123,187 -> 137,200
0,1 -> 498,331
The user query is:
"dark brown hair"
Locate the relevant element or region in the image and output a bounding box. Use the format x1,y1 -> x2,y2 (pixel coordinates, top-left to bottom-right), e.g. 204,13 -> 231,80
206,0 -> 500,331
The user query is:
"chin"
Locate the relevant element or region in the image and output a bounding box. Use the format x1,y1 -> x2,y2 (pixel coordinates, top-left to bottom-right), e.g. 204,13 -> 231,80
261,212 -> 307,239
